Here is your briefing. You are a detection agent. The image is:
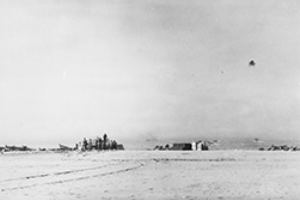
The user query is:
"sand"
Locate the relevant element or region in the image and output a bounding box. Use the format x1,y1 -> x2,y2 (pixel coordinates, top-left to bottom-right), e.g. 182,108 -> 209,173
0,150 -> 299,200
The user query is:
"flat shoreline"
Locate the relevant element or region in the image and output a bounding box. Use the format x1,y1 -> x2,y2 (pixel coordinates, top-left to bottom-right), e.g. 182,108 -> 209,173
0,151 -> 299,200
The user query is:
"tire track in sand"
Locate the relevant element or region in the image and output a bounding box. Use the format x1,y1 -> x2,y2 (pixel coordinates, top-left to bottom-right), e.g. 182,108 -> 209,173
0,161 -> 145,192
0,163 -> 115,183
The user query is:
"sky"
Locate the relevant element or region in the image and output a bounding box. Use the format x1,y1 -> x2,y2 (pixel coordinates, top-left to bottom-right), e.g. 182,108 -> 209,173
0,0 -> 300,146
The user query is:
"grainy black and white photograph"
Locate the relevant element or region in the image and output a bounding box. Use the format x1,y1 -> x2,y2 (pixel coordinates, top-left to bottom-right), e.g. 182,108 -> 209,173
0,0 -> 300,199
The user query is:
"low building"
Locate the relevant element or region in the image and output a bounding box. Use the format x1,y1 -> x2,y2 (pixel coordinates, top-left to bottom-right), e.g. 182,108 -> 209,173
192,142 -> 197,151
171,143 -> 192,150
116,144 -> 124,150
196,141 -> 209,151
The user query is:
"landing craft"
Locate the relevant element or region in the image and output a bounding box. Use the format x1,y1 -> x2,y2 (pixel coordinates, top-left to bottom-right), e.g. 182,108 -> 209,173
58,144 -> 73,151
3,145 -> 33,152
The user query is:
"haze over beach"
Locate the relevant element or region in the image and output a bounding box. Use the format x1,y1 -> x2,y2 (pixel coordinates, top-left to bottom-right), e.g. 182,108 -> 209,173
2,1 -> 300,200
1,0 -> 300,148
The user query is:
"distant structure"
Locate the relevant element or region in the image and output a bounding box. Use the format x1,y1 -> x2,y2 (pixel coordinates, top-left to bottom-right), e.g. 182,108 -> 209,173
75,133 -> 124,151
154,140 -> 209,151
58,144 -> 73,151
1,145 -> 34,152
0,132 -> 124,153
261,144 -> 300,151
192,141 -> 209,151
171,143 -> 192,151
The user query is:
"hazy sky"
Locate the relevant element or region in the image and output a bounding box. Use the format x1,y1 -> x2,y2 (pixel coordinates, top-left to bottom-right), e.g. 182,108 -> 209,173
1,0 -> 300,145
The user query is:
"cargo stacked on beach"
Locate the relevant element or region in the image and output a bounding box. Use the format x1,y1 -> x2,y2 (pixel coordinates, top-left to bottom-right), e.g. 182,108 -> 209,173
75,133 -> 124,152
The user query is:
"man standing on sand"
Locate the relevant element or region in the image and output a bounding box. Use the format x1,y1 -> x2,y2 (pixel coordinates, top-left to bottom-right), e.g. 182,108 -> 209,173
83,138 -> 88,151
99,138 -> 103,150
95,137 -> 99,150
88,139 -> 93,150
103,134 -> 108,150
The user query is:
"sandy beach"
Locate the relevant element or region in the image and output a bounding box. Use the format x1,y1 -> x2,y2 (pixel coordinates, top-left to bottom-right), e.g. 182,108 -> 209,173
0,150 -> 299,200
